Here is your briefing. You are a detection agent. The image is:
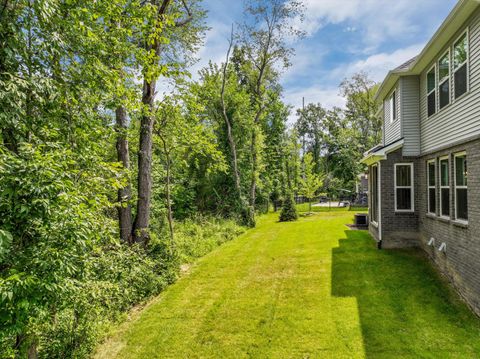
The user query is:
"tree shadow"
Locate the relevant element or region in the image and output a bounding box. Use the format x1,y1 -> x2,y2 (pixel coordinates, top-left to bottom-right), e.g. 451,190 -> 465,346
331,230 -> 480,358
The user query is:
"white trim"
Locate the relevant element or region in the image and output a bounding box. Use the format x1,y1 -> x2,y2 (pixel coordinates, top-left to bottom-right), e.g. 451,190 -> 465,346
390,90 -> 397,124
394,163 -> 415,213
427,159 -> 436,215
454,151 -> 468,222
361,139 -> 404,165
438,48 -> 451,110
426,64 -> 436,117
439,156 -> 450,219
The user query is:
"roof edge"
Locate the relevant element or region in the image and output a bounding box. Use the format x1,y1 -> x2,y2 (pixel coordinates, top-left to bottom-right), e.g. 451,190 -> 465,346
374,0 -> 478,102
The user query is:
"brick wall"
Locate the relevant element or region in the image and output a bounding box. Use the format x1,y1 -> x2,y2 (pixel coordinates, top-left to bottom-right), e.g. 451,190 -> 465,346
368,140 -> 480,316
417,138 -> 480,316
379,148 -> 420,248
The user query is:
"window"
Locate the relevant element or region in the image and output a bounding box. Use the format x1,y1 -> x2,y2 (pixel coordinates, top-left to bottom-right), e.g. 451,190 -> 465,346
427,160 -> 436,215
454,153 -> 468,221
453,32 -> 468,99
390,91 -> 397,123
371,165 -> 379,224
438,51 -> 450,109
427,66 -> 436,117
440,157 -> 450,218
395,164 -> 414,212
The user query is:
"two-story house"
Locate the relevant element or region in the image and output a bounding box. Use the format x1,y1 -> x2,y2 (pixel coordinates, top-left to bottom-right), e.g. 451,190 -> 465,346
361,0 -> 480,315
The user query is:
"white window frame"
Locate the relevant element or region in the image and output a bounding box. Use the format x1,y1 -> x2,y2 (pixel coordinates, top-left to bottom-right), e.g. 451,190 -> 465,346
438,49 -> 451,110
426,64 -> 436,117
454,152 -> 468,223
390,90 -> 397,124
394,163 -> 414,213
453,29 -> 469,101
427,159 -> 436,215
439,156 -> 450,219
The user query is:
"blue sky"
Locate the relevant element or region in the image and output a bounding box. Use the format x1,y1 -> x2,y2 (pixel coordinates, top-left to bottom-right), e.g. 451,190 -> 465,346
189,0 -> 458,114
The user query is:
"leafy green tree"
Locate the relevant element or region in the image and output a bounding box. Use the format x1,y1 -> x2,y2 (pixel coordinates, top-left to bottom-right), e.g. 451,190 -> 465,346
190,62 -> 254,218
340,71 -> 381,154
153,95 -> 226,244
237,0 -> 305,225
299,153 -> 324,213
295,103 -> 327,174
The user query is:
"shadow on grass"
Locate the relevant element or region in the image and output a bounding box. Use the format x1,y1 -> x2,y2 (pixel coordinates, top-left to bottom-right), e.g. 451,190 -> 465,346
331,230 -> 480,358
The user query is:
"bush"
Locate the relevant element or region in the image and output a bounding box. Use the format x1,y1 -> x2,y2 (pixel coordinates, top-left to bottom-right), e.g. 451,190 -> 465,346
174,216 -> 245,264
279,195 -> 298,222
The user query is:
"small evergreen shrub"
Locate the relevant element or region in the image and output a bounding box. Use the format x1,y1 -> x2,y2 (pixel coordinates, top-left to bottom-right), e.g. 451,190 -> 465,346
279,195 -> 298,222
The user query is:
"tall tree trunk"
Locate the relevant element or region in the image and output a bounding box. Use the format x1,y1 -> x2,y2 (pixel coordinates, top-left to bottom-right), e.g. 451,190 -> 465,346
220,26 -> 242,202
115,106 -> 133,243
2,128 -> 17,153
248,108 -> 264,222
132,79 -> 156,244
132,0 -> 171,244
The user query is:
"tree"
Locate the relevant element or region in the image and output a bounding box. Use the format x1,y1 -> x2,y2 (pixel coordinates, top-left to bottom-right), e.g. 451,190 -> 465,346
132,0 -> 204,244
299,153 -> 324,213
295,103 -> 327,174
153,95 -> 226,245
279,194 -> 298,222
238,0 -> 305,226
219,29 -> 253,225
340,71 -> 380,154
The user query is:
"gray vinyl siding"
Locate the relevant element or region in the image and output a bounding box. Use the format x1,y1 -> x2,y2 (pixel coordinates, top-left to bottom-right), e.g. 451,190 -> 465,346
420,8 -> 480,154
383,84 -> 401,145
400,76 -> 421,156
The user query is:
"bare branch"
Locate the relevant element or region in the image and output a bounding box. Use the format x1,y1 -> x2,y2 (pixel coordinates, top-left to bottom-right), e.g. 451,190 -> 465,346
220,24 -> 242,196
175,0 -> 193,27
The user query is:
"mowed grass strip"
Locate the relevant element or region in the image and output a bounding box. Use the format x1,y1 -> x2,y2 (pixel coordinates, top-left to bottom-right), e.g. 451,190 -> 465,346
95,210 -> 480,359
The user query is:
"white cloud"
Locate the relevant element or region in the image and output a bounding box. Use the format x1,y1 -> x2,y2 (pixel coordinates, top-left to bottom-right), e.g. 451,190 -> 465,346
333,43 -> 425,83
283,42 -> 424,118
300,0 -> 451,50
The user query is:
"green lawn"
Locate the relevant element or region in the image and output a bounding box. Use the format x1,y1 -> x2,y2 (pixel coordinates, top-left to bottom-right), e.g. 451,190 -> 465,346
96,210 -> 480,359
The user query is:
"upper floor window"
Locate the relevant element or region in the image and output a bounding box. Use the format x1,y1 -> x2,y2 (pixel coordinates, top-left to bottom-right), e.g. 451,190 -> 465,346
390,91 -> 397,123
438,51 -> 450,109
454,153 -> 468,222
427,66 -> 436,117
395,163 -> 414,212
453,32 -> 468,99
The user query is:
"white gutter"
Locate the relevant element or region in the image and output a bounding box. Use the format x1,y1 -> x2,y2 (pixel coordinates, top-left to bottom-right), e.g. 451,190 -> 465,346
360,139 -> 405,166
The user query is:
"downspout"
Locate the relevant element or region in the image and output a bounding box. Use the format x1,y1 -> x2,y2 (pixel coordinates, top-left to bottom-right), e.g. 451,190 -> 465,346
378,161 -> 383,249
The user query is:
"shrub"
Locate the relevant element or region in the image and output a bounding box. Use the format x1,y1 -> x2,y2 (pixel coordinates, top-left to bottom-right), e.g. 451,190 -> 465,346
279,195 -> 298,222
174,216 -> 245,264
